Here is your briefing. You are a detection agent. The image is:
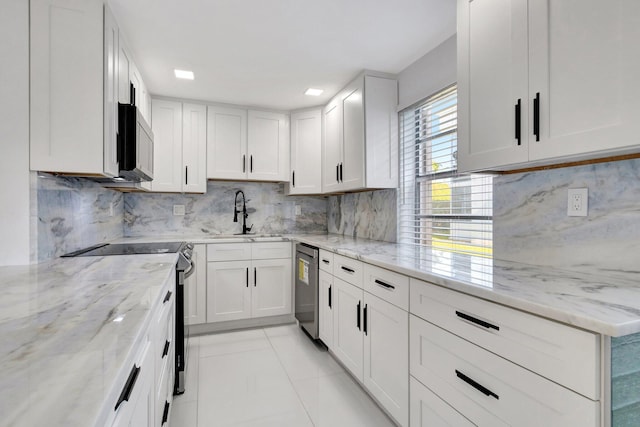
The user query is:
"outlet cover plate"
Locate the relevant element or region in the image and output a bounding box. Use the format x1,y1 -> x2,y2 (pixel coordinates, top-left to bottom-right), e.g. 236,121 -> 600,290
567,188 -> 588,217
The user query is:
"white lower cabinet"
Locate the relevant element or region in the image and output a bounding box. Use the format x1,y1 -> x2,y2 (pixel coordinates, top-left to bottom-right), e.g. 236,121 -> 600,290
332,278 -> 365,382
318,270 -> 334,347
410,377 -> 474,427
410,315 -> 599,427
206,242 -> 292,323
184,244 -> 207,325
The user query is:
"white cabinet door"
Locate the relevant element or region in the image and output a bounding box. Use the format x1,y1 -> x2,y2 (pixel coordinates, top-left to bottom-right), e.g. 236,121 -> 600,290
118,39 -> 133,104
332,278 -> 364,382
207,105 -> 247,180
410,377 -> 474,427
287,109 -> 322,195
103,4 -> 120,178
363,293 -> 409,426
30,0 -> 104,175
341,81 -> 365,191
251,258 -> 292,317
318,270 -> 334,348
247,110 -> 289,181
457,0 -> 529,172
111,340 -> 154,427
182,103 -> 207,193
185,244 -> 207,325
150,99 -> 183,192
206,261 -> 251,322
528,0 -> 640,162
322,99 -> 343,193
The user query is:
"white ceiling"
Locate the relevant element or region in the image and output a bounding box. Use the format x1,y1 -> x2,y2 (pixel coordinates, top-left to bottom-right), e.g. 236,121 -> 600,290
108,0 -> 456,111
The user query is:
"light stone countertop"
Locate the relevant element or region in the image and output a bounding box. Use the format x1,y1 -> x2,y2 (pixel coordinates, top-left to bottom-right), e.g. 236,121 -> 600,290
0,253 -> 178,427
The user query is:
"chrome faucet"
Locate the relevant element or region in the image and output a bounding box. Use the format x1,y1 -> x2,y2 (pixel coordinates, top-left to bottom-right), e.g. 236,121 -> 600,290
233,190 -> 253,234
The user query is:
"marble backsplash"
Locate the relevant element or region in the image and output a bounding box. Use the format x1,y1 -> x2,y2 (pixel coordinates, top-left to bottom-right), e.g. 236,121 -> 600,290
124,181 -> 327,237
34,174 -> 124,261
327,189 -> 397,243
493,158 -> 640,274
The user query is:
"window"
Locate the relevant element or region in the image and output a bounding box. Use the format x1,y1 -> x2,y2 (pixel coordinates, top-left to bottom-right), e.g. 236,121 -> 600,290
399,85 -> 493,257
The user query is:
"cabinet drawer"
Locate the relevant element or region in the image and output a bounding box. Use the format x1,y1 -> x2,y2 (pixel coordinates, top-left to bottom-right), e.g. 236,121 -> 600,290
410,376 -> 474,427
319,249 -> 334,273
364,263 -> 409,311
207,243 -> 251,261
333,254 -> 363,288
410,316 -> 599,427
252,241 -> 291,260
410,279 -> 599,399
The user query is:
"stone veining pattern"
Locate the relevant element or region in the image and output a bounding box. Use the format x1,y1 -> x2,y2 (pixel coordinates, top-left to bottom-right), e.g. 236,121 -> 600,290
493,159 -> 640,275
327,189 -> 397,243
124,181 -> 327,237
35,174 -> 124,262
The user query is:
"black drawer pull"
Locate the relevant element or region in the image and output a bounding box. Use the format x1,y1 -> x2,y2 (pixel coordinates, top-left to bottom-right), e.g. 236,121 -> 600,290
114,364 -> 140,411
455,370 -> 499,400
328,285 -> 332,309
163,290 -> 172,303
339,163 -> 343,182
292,170 -> 295,187
162,400 -> 170,424
242,154 -> 246,173
533,92 -> 540,141
254,267 -> 257,286
250,155 -> 253,173
322,259 -> 330,264
162,340 -> 170,358
246,267 -> 249,287
374,279 -> 395,290
341,266 -> 355,274
363,304 -> 368,335
336,164 -> 339,182
515,98 -> 522,145
357,301 -> 361,330
455,311 -> 499,331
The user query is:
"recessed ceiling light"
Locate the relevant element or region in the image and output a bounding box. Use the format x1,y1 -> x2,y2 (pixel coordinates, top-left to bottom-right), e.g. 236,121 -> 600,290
305,88 -> 323,96
174,69 -> 195,80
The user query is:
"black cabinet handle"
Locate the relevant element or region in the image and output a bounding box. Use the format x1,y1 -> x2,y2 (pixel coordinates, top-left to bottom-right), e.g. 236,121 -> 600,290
242,155 -> 246,173
363,304 -> 368,336
455,311 -> 499,331
161,400 -> 170,424
292,170 -> 295,187
254,267 -> 257,286
339,163 -> 343,182
357,301 -> 361,330
162,340 -> 170,358
246,267 -> 249,287
341,266 -> 355,274
328,285 -> 332,308
114,365 -> 140,411
533,92 -> 540,141
250,155 -> 253,173
455,370 -> 499,400
322,259 -> 330,264
336,164 -> 339,182
374,279 -> 395,290
163,290 -> 172,303
515,99 -> 521,145
185,166 -> 188,185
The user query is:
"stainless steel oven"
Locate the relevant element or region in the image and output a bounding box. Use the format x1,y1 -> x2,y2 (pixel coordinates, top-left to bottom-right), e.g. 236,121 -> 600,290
295,243 -> 319,339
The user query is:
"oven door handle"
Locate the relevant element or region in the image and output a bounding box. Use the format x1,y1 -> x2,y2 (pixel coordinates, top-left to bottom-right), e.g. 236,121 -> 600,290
183,259 -> 195,279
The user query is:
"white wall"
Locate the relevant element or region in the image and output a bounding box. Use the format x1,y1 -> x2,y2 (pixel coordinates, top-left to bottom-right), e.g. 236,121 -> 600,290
397,35 -> 457,110
0,0 -> 30,265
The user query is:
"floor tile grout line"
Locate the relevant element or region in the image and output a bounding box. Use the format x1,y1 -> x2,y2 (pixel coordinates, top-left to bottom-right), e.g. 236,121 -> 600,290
263,325 -> 317,427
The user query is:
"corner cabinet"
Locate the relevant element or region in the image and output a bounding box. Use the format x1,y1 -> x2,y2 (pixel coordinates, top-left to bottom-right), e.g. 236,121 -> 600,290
457,0 -> 640,172
286,109 -> 322,195
30,0 -> 120,177
150,99 -> 207,193
207,107 -> 290,182
322,73 -> 398,193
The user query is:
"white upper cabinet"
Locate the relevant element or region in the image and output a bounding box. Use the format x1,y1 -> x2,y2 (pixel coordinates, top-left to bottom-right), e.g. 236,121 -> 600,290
322,73 -> 398,193
207,107 -> 289,182
150,99 -> 207,193
207,106 -> 248,180
286,109 -> 322,195
458,0 -> 640,172
30,0 -> 117,177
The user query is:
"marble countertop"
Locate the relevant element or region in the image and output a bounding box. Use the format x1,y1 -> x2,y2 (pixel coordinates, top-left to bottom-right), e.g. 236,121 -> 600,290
0,253 -> 178,427
290,234 -> 640,337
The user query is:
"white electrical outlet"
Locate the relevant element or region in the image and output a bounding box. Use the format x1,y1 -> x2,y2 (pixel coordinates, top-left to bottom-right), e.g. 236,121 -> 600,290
567,188 -> 588,217
173,205 -> 186,216
109,202 -> 114,217
295,205 -> 302,216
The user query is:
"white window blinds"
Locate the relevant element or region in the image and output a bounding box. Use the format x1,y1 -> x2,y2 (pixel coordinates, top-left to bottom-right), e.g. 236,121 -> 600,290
398,85 -> 493,256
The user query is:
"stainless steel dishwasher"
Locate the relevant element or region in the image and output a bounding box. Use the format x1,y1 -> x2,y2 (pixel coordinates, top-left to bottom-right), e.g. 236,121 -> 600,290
295,243 -> 319,339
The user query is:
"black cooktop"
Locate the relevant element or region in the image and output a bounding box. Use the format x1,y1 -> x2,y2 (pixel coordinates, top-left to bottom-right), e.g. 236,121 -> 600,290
62,242 -> 184,257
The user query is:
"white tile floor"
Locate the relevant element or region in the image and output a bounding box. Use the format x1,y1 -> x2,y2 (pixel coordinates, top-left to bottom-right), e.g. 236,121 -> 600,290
170,324 -> 395,427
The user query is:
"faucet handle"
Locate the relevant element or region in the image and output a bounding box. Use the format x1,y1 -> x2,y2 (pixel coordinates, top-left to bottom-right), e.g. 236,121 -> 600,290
247,224 -> 253,232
